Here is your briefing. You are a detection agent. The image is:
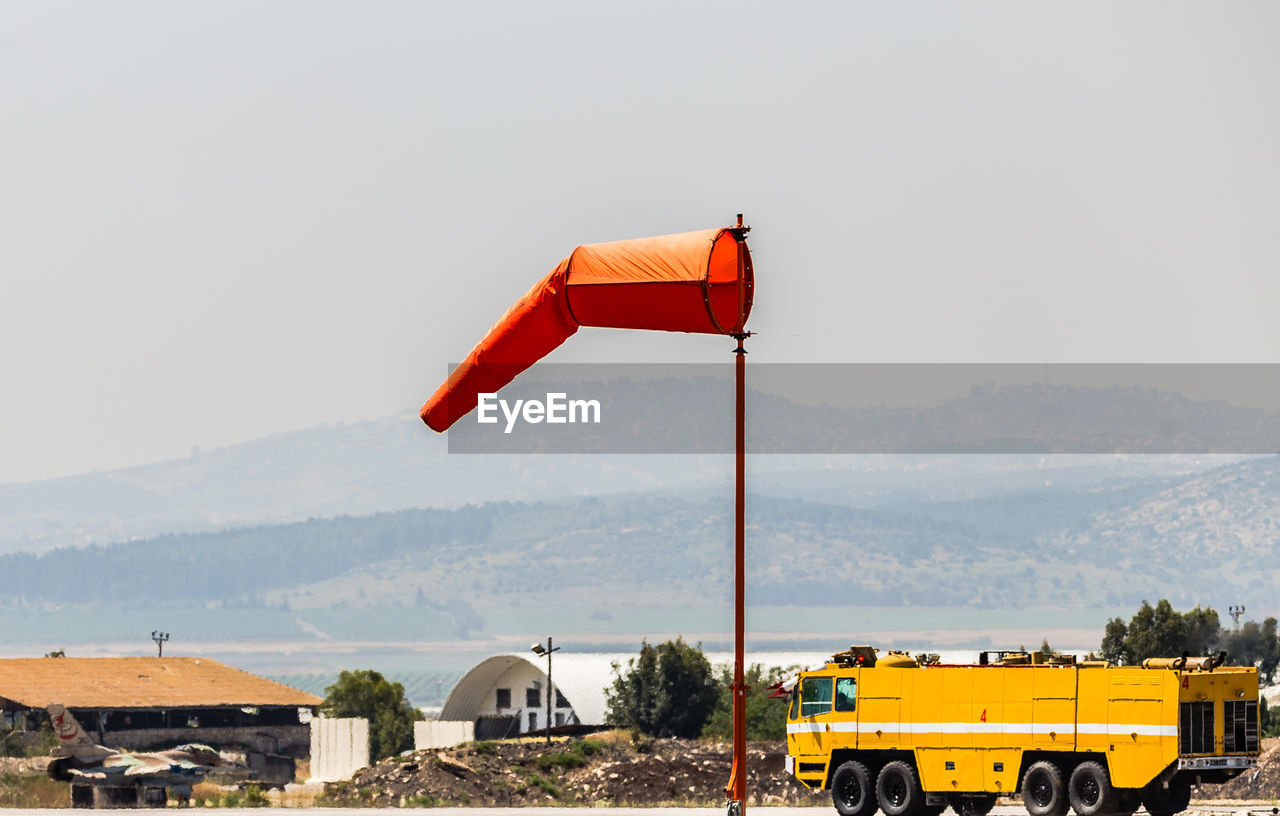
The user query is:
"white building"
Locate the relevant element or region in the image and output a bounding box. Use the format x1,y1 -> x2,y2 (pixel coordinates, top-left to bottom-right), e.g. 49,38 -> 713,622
437,650 -> 835,741
439,653 -> 626,739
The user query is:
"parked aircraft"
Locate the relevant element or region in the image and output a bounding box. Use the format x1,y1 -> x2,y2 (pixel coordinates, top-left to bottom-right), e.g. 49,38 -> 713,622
45,704 -> 247,807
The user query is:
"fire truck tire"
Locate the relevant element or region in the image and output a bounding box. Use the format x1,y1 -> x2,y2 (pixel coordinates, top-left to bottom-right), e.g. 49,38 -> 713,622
951,794 -> 997,816
1068,761 -> 1116,816
1111,788 -> 1140,816
1140,781 -> 1191,816
1021,761 -> 1069,816
876,760 -> 924,816
831,760 -> 877,816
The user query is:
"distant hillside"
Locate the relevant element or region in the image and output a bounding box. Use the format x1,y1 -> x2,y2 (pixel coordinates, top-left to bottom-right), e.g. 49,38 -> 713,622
4,456 -> 1277,621
0,416 -> 731,553
0,378 -> 1266,554
1043,456 -> 1280,608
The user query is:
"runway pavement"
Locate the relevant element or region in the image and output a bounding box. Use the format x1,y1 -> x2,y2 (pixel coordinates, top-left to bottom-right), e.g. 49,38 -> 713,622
1,806 -> 1278,816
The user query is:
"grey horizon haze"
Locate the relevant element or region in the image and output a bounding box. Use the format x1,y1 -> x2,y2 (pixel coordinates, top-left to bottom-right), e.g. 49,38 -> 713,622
2,2 -> 1278,484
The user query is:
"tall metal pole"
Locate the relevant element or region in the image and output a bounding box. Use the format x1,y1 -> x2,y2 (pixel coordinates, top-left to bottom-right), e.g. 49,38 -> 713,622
545,636 -> 553,745
730,334 -> 747,813
726,214 -> 750,816
531,638 -> 560,742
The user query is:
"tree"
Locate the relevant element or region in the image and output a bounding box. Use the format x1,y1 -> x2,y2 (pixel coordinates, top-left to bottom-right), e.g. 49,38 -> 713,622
605,637 -> 719,738
1261,618 -> 1280,683
1222,617 -> 1280,684
1099,600 -> 1222,665
702,663 -> 794,741
1106,601 -> 1280,681
321,670 -> 423,760
1261,698 -> 1280,739
1182,605 -> 1222,656
1100,617 -> 1128,665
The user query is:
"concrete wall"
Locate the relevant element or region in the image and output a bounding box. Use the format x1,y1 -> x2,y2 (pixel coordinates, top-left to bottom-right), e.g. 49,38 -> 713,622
414,719 -> 473,750
309,716 -> 369,782
105,725 -> 310,755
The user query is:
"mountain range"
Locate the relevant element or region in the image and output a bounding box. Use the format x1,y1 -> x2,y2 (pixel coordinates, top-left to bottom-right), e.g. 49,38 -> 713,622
3,378 -> 1271,554
2,381 -> 1277,674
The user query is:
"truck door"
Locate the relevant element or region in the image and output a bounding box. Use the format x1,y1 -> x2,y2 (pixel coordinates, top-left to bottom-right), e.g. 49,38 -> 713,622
794,675 -> 836,757
833,675 -> 859,745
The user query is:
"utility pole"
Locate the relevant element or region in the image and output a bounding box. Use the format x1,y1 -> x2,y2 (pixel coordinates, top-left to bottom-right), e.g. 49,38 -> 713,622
151,631 -> 170,657
531,637 -> 560,744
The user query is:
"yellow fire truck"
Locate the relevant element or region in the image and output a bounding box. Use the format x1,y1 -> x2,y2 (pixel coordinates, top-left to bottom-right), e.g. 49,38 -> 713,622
785,646 -> 1259,816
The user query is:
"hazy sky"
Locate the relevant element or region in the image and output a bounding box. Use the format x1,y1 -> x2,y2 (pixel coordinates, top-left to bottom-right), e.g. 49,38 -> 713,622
2,2 -> 1278,483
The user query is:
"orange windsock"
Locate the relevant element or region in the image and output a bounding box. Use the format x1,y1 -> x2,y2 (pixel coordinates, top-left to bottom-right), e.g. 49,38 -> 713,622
421,225 -> 753,431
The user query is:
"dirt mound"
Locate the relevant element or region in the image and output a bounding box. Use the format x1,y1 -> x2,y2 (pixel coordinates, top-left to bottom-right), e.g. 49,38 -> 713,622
1193,737 -> 1280,801
320,735 -> 827,808
323,734 -> 1280,809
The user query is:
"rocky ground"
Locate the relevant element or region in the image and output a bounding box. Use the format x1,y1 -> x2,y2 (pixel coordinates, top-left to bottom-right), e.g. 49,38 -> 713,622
322,734 -> 1280,810
6,733 -> 1279,809
1193,738 -> 1280,802
320,734 -> 827,808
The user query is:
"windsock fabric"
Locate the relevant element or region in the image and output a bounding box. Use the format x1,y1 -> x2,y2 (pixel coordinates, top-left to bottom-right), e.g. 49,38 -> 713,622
421,226 -> 752,432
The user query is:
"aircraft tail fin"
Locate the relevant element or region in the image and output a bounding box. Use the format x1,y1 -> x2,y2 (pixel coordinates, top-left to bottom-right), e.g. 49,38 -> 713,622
47,704 -> 101,757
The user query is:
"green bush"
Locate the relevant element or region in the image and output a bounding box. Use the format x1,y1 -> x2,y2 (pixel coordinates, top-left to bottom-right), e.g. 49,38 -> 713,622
533,738 -> 606,770
526,773 -> 562,799
535,750 -> 584,769
242,784 -> 269,807
0,773 -> 71,808
702,663 -> 796,742
606,637 -> 719,738
0,719 -> 58,758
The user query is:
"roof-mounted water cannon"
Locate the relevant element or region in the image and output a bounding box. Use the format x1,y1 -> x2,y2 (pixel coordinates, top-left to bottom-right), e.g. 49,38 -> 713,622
1142,651 -> 1229,671
976,649 -> 1078,666
980,650 -> 1032,665
830,645 -> 879,669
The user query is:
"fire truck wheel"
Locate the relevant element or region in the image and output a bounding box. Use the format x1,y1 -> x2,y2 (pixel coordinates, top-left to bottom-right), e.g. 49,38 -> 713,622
1140,781 -> 1191,816
1021,761 -> 1068,816
1110,788 -> 1140,816
951,794 -> 997,816
1067,761 -> 1116,816
876,760 -> 924,816
831,760 -> 876,816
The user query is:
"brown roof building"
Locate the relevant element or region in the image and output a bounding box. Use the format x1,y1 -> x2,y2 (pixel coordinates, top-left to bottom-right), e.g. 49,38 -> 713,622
0,657 -> 320,710
0,657 -> 321,756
